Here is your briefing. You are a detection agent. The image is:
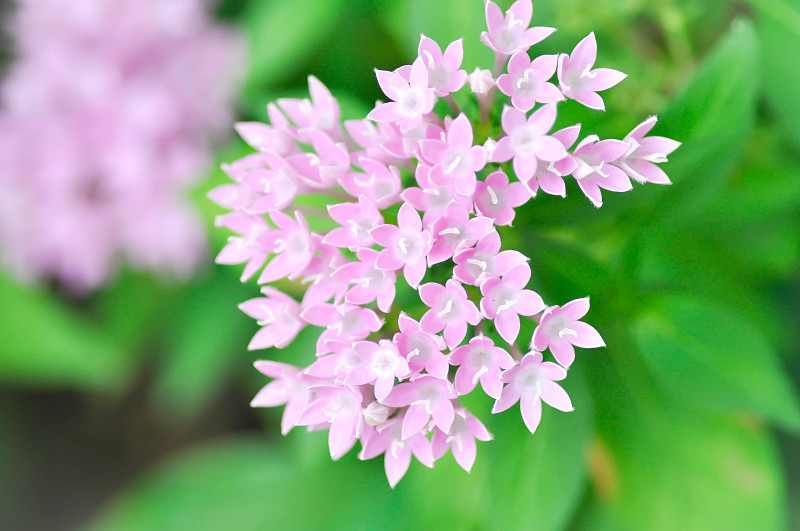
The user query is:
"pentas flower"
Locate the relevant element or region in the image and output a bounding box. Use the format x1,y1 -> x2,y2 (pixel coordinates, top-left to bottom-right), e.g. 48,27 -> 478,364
492,352 -> 572,434
558,32 -> 626,111
211,0 -> 678,487
497,52 -> 563,111
531,297 -> 605,368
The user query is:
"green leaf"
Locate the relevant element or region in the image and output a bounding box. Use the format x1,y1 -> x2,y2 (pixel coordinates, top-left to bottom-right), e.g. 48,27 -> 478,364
380,0 -> 492,70
630,294 -> 800,431
611,19 -> 759,225
0,274 -> 133,392
151,266 -> 254,421
241,0 -> 344,93
89,438 -> 399,531
753,0 -> 800,150
585,348 -> 786,531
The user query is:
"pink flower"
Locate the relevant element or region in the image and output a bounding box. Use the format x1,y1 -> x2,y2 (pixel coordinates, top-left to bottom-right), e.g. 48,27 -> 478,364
371,203 -> 432,288
359,416 -> 434,488
251,361 -> 312,435
368,58 -> 436,131
557,32 -> 626,111
497,52 -> 563,111
532,297 -> 605,367
571,136 -> 632,207
480,263 -> 545,344
618,116 -> 681,184
257,210 -> 314,284
401,164 -> 471,226
525,124 -> 580,197
420,114 -> 486,196
341,158 -> 403,209
334,248 -> 397,313
323,195 -> 384,250
394,313 -> 449,379
239,287 -> 304,350
492,352 -> 573,434
473,169 -> 531,226
382,376 -> 457,439
480,0 -> 555,56
450,336 -> 515,398
419,279 -> 481,349
296,385 -> 365,460
431,408 -> 492,472
418,35 -> 468,97
493,104 -> 567,182
428,201 -> 494,265
345,340 -> 410,401
453,230 -> 528,286
278,75 -> 342,139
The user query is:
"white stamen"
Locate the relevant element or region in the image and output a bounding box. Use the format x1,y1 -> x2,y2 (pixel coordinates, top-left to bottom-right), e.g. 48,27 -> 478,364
256,306 -> 275,327
423,188 -> 440,195
546,160 -> 562,176
643,152 -> 668,163
445,155 -> 462,174
438,299 -> 454,317
591,161 -> 609,178
407,348 -> 421,360
422,50 -> 436,69
472,365 -> 489,386
411,398 -> 433,415
559,327 -> 578,339
300,99 -> 313,114
273,239 -> 286,253
487,185 -> 499,205
439,227 -> 460,237
445,433 -> 464,452
497,298 -> 516,312
467,258 -> 488,271
398,237 -> 409,254
353,172 -> 376,187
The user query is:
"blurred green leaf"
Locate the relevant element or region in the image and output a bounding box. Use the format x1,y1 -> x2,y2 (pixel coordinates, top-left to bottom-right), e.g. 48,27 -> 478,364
611,19 -> 759,224
241,0 -> 343,93
586,347 -> 786,531
152,266 -> 254,421
380,0 -> 492,70
89,438 -> 399,531
0,274 -> 133,392
595,410 -> 785,531
753,0 -> 800,150
631,294 -> 800,431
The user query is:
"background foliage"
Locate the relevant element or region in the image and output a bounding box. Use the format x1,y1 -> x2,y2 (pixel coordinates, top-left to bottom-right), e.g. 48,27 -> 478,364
1,0 -> 799,529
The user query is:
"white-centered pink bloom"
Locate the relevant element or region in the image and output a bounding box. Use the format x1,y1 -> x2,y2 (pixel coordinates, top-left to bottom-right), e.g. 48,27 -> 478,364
418,35 -> 468,97
371,203 -> 432,288
474,169 -> 531,226
480,263 -> 545,344
532,297 -> 605,367
251,361 -> 313,435
428,202 -> 494,265
497,52 -> 563,111
481,0 -> 555,56
431,408 -> 492,472
493,104 -> 567,182
278,75 -> 343,141
618,116 -> 681,184
257,210 -> 314,284
394,313 -> 449,379
525,124 -> 580,197
419,279 -> 481,349
368,58 -> 436,131
420,113 -> 487,196
383,376 -> 457,439
450,336 -> 515,398
296,385 -> 365,460
334,248 -> 397,313
239,287 -> 304,350
557,32 -> 626,111
346,340 -> 411,401
492,352 -> 573,434
359,416 -> 434,488
572,135 -> 632,207
324,195 -> 384,250
453,230 -> 528,286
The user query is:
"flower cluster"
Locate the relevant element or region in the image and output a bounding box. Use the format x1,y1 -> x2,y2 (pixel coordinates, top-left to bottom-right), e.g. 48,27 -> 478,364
0,0 -> 242,291
212,0 -> 678,487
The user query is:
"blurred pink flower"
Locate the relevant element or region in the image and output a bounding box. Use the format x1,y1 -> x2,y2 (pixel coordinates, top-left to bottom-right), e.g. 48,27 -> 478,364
0,0 -> 242,291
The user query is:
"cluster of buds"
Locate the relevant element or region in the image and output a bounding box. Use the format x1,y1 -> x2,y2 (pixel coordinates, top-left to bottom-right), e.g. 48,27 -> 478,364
211,0 -> 678,487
